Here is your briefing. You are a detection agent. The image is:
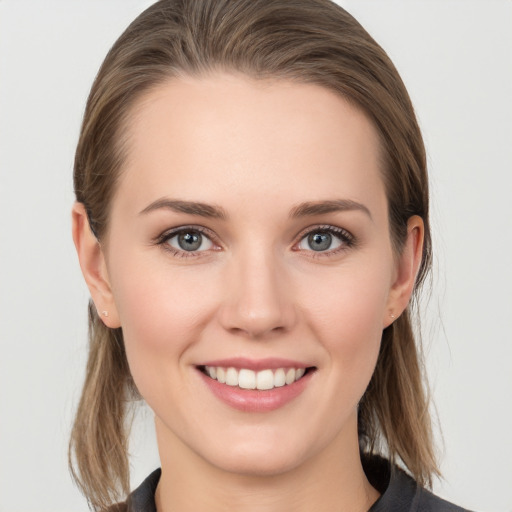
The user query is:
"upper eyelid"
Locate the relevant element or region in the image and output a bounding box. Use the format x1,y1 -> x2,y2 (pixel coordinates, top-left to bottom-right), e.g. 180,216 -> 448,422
295,224 -> 353,240
156,225 -> 217,243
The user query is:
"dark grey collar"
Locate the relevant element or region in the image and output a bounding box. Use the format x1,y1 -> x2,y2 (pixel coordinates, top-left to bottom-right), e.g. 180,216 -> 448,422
125,456 -> 470,512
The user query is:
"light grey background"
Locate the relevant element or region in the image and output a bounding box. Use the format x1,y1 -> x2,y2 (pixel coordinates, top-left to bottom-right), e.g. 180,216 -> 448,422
1,1 -> 511,511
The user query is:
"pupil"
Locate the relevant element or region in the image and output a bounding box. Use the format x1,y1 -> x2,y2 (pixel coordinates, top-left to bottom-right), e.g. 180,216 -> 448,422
308,232 -> 331,251
178,232 -> 202,251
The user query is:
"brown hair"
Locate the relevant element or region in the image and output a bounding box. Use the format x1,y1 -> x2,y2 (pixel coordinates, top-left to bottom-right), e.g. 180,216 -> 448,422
70,0 -> 436,509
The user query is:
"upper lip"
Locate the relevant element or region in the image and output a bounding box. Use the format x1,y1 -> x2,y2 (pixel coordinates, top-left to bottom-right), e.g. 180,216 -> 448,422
197,357 -> 312,371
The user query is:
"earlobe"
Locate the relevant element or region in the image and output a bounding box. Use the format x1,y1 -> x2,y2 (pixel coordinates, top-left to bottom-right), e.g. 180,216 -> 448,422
71,202 -> 121,328
383,215 -> 424,328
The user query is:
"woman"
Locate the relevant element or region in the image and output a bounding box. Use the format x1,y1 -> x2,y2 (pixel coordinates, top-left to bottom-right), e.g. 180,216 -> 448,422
70,0 -> 471,510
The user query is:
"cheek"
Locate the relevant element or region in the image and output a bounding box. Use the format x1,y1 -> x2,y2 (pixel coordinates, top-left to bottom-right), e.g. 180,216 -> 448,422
108,254 -> 218,387
301,259 -> 391,378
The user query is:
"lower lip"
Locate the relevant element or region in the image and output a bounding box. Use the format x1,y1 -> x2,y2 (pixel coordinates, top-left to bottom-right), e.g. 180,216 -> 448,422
198,369 -> 314,413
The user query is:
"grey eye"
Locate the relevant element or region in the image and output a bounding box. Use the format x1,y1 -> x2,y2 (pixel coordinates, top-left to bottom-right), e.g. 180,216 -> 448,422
167,230 -> 213,252
298,230 -> 343,252
308,232 -> 332,251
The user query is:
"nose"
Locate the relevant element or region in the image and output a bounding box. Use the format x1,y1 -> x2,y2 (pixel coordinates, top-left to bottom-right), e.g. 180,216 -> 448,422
218,247 -> 297,339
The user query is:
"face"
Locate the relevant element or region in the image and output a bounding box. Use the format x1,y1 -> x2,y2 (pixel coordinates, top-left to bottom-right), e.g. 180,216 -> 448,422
93,74 -> 414,475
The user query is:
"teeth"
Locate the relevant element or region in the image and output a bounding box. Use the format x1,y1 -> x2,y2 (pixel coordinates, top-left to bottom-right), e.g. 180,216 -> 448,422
256,369 -> 274,390
225,367 -> 238,386
274,368 -> 286,387
239,369 -> 256,389
285,368 -> 296,385
216,367 -> 226,383
204,365 -> 308,390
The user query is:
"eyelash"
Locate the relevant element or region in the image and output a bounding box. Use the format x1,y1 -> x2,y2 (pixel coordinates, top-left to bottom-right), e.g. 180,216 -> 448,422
155,224 -> 356,259
155,226 -> 219,258
294,224 -> 356,258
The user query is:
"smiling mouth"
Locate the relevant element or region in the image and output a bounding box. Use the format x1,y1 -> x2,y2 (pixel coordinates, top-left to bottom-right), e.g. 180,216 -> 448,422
199,365 -> 315,391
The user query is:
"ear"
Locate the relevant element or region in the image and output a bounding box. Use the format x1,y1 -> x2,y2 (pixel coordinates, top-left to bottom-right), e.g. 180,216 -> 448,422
71,202 -> 121,328
383,215 -> 424,328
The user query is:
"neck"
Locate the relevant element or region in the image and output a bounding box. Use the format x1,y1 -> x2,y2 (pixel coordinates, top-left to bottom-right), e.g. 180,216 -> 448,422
154,416 -> 379,512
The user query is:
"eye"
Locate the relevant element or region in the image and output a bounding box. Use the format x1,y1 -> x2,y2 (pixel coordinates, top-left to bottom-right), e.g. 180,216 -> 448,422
296,226 -> 353,254
163,228 -> 214,253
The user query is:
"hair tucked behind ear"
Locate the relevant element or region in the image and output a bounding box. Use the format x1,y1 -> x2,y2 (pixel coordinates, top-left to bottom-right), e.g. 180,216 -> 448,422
68,302 -> 138,510
71,0 -> 438,508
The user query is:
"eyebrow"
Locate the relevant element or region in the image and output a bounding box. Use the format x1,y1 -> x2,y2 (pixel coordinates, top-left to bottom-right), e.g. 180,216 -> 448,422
139,198 -> 227,219
289,199 -> 372,220
139,197 -> 371,221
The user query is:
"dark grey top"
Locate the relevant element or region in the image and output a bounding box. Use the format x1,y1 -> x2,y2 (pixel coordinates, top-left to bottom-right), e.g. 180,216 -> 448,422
119,456 -> 472,512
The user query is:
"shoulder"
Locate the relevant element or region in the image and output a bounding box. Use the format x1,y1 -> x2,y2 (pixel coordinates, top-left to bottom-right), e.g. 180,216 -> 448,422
363,455 -> 473,512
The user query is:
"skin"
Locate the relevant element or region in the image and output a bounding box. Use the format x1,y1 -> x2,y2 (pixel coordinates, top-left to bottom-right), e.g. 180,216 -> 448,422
72,73 -> 424,512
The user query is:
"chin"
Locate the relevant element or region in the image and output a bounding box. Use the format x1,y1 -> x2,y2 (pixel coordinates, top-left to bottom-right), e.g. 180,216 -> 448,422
200,434 -> 311,477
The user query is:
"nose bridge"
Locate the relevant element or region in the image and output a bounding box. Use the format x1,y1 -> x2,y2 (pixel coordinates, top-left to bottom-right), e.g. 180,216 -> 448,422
220,242 -> 295,338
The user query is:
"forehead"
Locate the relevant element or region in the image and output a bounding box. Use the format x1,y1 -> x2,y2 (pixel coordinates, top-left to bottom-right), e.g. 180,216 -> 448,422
115,73 -> 386,217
